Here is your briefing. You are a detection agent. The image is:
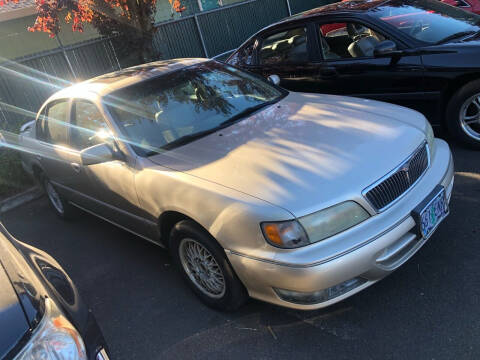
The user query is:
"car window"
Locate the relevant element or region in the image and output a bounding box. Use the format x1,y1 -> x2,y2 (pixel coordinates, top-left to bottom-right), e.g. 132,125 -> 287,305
35,107 -> 47,140
106,61 -> 284,156
259,27 -> 309,65
71,101 -> 109,150
38,101 -> 69,145
371,0 -> 480,44
228,41 -> 256,66
319,22 -> 387,60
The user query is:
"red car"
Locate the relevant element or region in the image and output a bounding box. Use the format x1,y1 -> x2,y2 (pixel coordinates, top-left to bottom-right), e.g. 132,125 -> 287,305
442,0 -> 480,14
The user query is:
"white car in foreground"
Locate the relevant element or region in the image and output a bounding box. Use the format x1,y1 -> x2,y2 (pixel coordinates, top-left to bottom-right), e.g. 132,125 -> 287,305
20,59 -> 454,310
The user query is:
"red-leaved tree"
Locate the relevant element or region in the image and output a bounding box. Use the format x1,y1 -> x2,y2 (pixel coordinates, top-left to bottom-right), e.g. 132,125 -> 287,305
0,0 -> 186,62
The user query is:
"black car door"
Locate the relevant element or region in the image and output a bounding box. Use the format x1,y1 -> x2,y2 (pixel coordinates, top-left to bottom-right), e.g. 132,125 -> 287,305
312,18 -> 426,111
232,23 -> 320,92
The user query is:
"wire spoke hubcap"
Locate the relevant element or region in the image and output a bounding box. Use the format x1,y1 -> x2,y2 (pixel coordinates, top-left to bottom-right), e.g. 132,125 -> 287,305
179,238 -> 226,298
45,180 -> 64,214
460,94 -> 480,141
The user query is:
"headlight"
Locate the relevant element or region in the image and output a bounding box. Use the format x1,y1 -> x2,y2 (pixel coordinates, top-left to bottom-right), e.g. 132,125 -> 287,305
262,201 -> 369,249
299,201 -> 369,244
426,122 -> 436,160
15,298 -> 86,360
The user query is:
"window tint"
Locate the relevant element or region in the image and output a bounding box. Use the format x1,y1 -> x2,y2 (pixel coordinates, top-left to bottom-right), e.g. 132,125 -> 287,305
319,22 -> 387,59
39,101 -> 69,145
228,41 -> 256,66
259,27 -> 309,65
71,101 -> 109,150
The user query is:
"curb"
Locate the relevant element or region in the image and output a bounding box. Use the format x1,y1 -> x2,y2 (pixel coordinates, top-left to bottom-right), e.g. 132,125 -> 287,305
0,186 -> 43,214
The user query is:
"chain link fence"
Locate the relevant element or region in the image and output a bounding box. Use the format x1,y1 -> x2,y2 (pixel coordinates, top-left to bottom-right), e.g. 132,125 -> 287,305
0,0 -> 334,198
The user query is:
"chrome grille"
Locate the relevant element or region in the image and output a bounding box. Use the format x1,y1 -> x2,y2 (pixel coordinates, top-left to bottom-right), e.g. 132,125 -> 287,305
364,143 -> 429,211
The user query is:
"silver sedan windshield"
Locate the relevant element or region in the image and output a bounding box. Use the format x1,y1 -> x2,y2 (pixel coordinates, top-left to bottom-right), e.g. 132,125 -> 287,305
105,62 -> 284,155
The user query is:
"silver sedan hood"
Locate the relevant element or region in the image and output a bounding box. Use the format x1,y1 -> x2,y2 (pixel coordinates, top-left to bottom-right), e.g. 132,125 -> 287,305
149,93 -> 426,217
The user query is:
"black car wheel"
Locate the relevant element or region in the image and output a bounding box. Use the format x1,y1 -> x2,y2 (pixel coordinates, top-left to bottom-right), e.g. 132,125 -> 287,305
447,80 -> 480,149
169,220 -> 248,311
42,176 -> 74,219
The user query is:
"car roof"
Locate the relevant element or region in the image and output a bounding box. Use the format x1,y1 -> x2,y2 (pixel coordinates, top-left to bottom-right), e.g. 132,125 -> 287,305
242,0 -> 390,42
48,58 -> 208,101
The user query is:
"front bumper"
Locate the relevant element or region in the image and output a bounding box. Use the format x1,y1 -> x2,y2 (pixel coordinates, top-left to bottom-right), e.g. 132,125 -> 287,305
227,139 -> 454,310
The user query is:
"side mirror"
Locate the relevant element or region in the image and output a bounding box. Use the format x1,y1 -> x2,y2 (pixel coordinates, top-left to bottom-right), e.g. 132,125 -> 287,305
267,74 -> 281,86
80,143 -> 114,166
373,40 -> 398,57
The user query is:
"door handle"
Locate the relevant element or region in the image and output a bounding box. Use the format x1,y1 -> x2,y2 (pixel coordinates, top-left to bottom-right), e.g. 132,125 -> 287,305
71,163 -> 81,173
320,67 -> 338,79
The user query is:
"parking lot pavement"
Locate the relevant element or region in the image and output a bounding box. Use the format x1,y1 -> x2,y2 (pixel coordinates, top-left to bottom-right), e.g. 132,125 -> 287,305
2,144 -> 479,360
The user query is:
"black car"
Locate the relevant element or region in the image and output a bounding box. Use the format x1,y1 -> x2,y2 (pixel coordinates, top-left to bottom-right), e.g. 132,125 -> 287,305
0,223 -> 109,360
227,0 -> 480,148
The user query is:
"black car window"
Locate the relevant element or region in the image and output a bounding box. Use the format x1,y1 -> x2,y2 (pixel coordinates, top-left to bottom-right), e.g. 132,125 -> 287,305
71,101 -> 109,150
259,27 -> 309,65
38,101 -> 69,145
319,22 -> 387,60
228,41 -> 256,66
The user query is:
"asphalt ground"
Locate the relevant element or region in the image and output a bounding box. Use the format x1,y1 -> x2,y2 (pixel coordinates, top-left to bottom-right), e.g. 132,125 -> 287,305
2,144 -> 479,360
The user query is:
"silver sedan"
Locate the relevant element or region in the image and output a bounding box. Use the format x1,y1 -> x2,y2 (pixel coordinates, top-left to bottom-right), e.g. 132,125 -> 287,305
20,59 -> 454,310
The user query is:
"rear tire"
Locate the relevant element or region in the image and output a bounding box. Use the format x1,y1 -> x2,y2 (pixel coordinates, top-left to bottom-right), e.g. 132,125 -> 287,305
42,176 -> 75,220
169,220 -> 248,311
446,80 -> 480,149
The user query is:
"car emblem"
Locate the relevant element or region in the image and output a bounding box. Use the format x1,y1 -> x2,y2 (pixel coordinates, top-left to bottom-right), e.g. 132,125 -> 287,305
402,163 -> 411,185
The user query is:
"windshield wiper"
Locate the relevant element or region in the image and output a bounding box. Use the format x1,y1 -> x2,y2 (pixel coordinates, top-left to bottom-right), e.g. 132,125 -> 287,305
437,31 -> 476,44
218,99 -> 279,127
151,98 -> 280,153
159,128 -> 222,151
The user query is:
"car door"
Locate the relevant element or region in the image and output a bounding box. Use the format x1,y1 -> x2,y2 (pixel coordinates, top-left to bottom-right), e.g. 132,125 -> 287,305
245,23 -> 320,92
34,99 -> 85,198
313,18 -> 426,110
70,100 -> 158,240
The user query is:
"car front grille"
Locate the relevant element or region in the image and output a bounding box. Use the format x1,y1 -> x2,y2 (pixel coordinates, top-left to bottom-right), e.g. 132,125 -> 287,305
364,143 -> 429,212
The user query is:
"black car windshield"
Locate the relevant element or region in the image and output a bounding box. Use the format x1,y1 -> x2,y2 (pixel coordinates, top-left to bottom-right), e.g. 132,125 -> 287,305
370,0 -> 480,44
105,61 -> 284,155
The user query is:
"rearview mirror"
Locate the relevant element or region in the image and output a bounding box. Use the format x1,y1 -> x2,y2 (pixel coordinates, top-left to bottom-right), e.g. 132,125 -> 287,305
373,40 -> 398,57
267,74 -> 281,86
80,143 -> 114,166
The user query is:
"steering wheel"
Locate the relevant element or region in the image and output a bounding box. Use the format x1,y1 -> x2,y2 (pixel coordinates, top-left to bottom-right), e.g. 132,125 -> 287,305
347,23 -> 369,41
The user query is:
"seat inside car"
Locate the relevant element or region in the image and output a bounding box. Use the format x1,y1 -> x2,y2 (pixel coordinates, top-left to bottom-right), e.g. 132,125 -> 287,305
320,36 -> 341,60
346,23 -> 380,57
348,36 -> 380,57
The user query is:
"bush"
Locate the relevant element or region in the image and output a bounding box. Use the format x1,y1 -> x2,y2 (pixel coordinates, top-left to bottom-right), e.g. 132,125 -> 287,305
0,148 -> 33,199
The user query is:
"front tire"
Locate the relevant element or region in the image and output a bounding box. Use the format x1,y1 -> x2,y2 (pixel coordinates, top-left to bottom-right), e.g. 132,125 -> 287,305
170,220 -> 248,311
42,176 -> 74,219
446,80 -> 480,149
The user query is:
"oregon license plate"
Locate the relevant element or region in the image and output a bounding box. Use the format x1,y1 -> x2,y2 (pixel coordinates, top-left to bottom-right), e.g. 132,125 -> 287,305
412,185 -> 449,240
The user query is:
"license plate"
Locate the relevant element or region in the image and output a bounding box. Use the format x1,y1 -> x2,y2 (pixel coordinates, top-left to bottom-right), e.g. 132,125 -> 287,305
412,185 -> 449,239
